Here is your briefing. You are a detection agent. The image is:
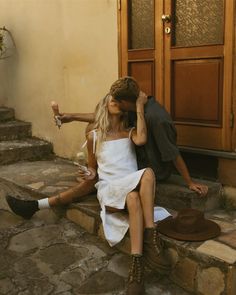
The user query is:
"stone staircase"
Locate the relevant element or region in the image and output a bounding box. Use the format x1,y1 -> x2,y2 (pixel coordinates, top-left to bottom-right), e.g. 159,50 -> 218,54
0,106 -> 235,294
0,107 -> 53,164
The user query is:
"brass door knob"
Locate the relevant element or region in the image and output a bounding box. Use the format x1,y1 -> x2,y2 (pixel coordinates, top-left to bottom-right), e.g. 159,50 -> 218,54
162,14 -> 171,23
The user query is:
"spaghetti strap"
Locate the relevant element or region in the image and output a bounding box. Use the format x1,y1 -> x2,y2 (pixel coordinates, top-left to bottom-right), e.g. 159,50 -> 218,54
91,130 -> 97,154
128,127 -> 135,139
81,129 -> 97,154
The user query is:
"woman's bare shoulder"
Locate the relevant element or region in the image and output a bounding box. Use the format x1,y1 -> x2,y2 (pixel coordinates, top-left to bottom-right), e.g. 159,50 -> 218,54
86,129 -> 97,141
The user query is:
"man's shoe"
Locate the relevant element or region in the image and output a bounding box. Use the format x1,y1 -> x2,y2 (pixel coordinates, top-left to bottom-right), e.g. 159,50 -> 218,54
126,254 -> 145,295
143,227 -> 171,274
6,195 -> 39,219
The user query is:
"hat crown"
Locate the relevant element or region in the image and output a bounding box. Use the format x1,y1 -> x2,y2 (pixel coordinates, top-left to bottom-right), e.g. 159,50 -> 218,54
157,208 -> 221,241
174,209 -> 205,234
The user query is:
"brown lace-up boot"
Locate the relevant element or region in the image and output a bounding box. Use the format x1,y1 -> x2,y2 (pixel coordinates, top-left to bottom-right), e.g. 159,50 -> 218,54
143,227 -> 171,274
126,254 -> 145,295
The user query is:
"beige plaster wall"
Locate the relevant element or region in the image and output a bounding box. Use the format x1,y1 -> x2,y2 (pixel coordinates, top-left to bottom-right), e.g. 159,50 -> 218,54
0,0 -> 118,159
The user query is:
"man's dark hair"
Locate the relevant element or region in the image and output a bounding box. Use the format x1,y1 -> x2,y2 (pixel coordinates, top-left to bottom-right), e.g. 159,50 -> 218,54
110,76 -> 140,102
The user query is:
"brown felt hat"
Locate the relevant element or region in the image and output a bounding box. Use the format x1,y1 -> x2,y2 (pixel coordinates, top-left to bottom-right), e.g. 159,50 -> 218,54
157,208 -> 221,241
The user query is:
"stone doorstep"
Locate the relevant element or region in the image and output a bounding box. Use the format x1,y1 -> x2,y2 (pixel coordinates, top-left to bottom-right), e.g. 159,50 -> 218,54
156,174 -> 222,212
0,159 -> 223,210
222,186 -> 236,210
66,199 -> 236,295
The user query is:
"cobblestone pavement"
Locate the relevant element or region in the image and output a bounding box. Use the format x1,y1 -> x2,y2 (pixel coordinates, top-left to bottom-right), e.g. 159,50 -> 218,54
0,182 -> 189,295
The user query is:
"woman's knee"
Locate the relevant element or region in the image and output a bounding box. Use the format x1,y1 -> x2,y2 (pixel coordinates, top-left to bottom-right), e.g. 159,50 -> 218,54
141,168 -> 155,184
126,191 -> 141,210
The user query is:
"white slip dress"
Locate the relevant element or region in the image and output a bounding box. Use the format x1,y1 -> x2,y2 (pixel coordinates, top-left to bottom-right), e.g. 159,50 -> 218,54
92,130 -> 171,247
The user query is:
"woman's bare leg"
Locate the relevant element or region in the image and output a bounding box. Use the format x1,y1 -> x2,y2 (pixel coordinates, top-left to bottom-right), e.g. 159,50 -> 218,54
139,168 -> 155,228
48,179 -> 97,206
126,191 -> 145,295
126,191 -> 143,254
138,169 -> 171,272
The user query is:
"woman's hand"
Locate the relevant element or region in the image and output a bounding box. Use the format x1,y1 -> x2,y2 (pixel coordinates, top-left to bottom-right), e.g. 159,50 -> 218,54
136,91 -> 147,109
77,167 -> 97,181
131,91 -> 147,146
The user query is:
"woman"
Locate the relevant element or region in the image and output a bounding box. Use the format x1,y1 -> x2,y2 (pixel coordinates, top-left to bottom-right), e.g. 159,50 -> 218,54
6,92 -> 170,294
82,93 -> 170,295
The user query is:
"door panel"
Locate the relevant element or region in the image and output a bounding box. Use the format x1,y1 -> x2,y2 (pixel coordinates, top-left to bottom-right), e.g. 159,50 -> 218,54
119,0 -> 157,96
164,0 -> 232,150
118,0 -> 234,151
172,58 -> 223,125
128,61 -> 154,95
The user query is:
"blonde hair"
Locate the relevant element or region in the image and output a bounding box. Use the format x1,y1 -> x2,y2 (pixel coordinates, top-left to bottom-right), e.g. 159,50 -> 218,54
93,94 -> 128,153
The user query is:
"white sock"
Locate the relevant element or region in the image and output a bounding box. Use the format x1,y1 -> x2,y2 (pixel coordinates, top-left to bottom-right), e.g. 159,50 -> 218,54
38,198 -> 50,209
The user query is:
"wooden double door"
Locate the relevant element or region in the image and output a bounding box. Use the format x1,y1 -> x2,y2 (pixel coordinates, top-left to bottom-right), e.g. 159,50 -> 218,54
118,0 -> 234,151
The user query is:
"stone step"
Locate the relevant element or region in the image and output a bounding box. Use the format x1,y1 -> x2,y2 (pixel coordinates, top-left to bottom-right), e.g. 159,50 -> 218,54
0,107 -> 15,121
156,174 -> 222,212
66,199 -> 236,295
221,186 -> 236,210
0,159 -> 234,294
0,120 -> 32,140
0,159 -> 79,197
0,138 -> 54,165
0,183 -> 191,295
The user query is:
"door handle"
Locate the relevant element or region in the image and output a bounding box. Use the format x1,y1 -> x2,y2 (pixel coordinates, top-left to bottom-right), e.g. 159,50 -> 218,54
162,14 -> 171,23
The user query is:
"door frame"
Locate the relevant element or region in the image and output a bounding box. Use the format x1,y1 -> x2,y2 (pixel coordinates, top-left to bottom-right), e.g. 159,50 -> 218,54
163,0 -> 235,151
117,0 -> 235,151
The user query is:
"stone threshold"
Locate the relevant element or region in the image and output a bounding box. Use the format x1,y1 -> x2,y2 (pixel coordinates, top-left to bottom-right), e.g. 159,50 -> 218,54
180,146 -> 236,160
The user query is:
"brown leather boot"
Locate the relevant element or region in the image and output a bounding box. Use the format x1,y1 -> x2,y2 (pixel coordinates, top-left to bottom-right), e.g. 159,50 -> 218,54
126,254 -> 145,295
143,227 -> 171,274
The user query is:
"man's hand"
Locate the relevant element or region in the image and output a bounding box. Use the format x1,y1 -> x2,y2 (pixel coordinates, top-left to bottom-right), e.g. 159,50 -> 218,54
188,182 -> 208,197
57,113 -> 74,124
173,155 -> 208,197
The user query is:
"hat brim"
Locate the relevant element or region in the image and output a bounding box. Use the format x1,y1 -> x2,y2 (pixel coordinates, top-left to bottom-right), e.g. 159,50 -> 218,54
157,216 -> 221,242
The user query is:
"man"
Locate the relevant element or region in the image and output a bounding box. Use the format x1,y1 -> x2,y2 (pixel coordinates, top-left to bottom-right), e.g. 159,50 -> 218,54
109,77 -> 208,195
60,76 -> 208,196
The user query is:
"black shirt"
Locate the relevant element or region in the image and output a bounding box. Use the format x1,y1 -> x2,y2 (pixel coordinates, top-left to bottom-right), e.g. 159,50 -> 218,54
128,96 -> 180,181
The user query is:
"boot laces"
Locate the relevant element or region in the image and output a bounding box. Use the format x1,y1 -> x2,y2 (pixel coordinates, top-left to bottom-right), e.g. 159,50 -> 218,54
153,228 -> 163,255
128,256 -> 143,283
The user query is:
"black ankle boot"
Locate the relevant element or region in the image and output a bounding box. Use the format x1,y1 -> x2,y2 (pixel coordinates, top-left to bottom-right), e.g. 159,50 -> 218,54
126,254 -> 145,295
6,195 -> 39,219
143,227 -> 171,274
